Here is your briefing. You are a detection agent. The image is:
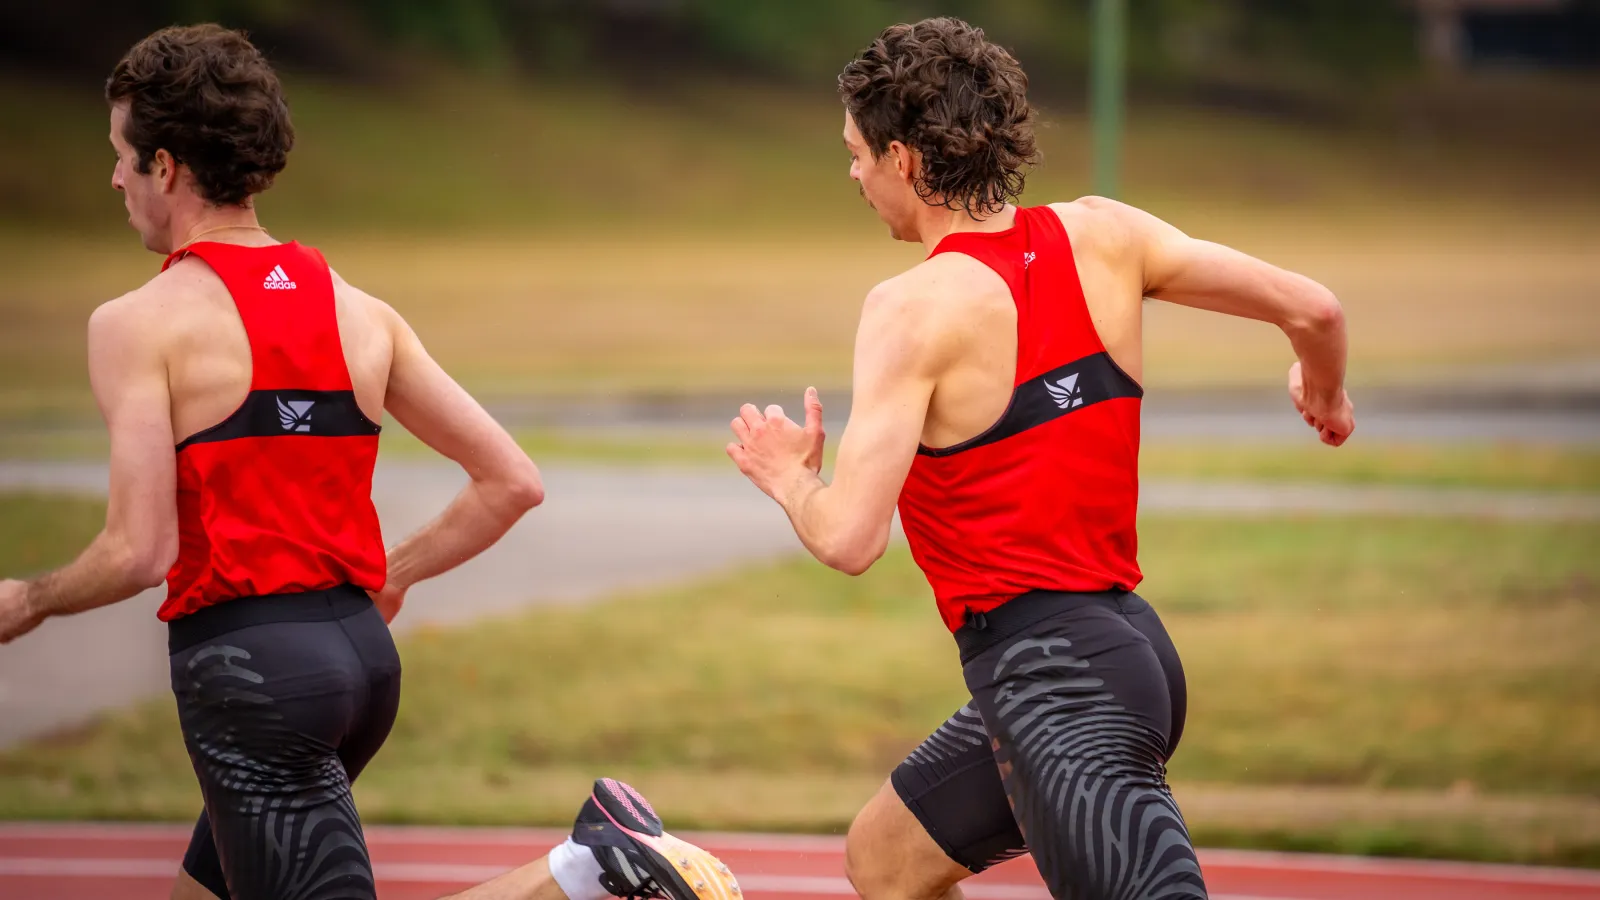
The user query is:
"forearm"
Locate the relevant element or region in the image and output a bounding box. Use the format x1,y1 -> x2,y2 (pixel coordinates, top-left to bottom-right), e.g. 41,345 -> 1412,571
385,477 -> 539,590
27,530 -> 166,620
779,473 -> 888,576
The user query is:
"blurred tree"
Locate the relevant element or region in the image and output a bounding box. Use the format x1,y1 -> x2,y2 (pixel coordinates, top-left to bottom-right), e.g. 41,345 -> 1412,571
0,0 -> 1452,95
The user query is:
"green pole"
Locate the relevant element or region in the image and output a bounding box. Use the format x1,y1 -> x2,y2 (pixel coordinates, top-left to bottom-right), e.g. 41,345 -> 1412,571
1091,0 -> 1125,199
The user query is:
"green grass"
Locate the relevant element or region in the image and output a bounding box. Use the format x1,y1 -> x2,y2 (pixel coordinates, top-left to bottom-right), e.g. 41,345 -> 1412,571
4,230 -> 1597,419
418,436 -> 1600,492
1141,441 -> 1600,492
0,493 -> 104,576
4,72 -> 1600,419
5,424 -> 1600,493
1179,781 -> 1600,867
10,72 -> 1598,239
2,492 -> 1598,865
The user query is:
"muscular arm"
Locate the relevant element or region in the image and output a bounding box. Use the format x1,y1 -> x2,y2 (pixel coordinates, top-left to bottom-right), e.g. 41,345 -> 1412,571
376,309 -> 543,607
729,283 -> 938,575
1079,198 -> 1352,444
11,300 -> 180,636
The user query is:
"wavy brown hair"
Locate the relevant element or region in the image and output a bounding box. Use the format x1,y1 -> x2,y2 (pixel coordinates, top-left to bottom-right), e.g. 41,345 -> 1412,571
105,24 -> 294,206
838,17 -> 1037,217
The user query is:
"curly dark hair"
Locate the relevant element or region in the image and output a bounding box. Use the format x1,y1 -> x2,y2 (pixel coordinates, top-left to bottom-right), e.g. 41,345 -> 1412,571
105,24 -> 294,207
838,17 -> 1037,217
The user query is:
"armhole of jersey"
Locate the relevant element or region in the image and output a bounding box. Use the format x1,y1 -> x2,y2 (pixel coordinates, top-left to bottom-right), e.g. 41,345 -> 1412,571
1035,205 -> 1114,357
918,244 -> 1027,456
304,247 -> 381,432
169,246 -> 256,450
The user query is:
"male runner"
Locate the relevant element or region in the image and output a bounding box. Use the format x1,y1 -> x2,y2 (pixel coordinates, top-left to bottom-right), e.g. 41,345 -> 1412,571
728,17 -> 1353,900
0,25 -> 739,900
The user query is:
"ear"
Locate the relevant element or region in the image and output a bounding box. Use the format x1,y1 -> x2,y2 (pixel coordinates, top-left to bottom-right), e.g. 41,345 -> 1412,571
887,140 -> 920,184
153,148 -> 180,194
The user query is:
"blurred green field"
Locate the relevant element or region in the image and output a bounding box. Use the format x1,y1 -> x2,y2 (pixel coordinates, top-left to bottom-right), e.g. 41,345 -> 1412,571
3,492 -> 1597,865
0,493 -> 103,575
4,232 -> 1598,420
422,434 -> 1600,491
11,71 -> 1598,238
5,423 -> 1598,490
3,74 -> 1598,419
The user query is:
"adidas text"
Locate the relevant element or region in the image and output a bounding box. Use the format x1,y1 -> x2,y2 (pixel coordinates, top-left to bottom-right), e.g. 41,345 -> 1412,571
263,265 -> 297,290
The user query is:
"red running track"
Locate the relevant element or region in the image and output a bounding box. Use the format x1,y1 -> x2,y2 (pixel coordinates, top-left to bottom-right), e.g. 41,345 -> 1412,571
3,823 -> 1599,900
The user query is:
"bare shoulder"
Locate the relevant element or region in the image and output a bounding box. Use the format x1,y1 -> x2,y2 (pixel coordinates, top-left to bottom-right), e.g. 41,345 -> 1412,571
328,266 -> 409,338
1049,195 -> 1119,223
867,253 -> 1000,330
88,261 -> 211,344
1050,196 -> 1190,271
1050,196 -> 1168,244
329,267 -> 396,317
1049,196 -> 1125,228
856,253 -> 1007,376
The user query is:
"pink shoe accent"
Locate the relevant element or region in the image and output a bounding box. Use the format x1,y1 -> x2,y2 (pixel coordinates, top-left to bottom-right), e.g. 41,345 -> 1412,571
619,780 -> 659,819
600,778 -> 651,825
590,784 -> 670,856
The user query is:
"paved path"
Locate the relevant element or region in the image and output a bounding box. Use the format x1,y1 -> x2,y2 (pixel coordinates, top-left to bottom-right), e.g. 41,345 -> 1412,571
1,460 -> 1597,747
485,380 -> 1600,445
4,824 -> 1600,900
0,462 -> 806,747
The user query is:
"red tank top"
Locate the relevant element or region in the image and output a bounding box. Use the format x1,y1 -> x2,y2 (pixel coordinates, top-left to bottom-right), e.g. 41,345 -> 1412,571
158,241 -> 386,621
897,206 -> 1144,633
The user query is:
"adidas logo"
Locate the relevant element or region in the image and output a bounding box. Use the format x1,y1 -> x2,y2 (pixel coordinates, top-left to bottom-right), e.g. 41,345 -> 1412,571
263,265 -> 297,290
1045,372 -> 1084,410
276,397 -> 314,432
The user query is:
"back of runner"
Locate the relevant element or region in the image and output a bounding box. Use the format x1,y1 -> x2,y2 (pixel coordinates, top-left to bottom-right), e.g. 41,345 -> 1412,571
0,25 -> 739,900
727,17 -> 1353,900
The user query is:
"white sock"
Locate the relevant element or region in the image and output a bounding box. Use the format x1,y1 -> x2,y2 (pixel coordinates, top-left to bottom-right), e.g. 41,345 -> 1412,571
548,838 -> 610,900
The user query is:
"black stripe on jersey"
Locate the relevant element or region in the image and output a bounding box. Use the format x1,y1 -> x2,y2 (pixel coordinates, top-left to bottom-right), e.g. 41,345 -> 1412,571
918,351 -> 1142,458
176,390 -> 382,451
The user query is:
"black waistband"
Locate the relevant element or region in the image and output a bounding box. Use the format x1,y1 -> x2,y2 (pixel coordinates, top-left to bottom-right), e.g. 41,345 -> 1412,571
954,589 -> 1131,664
167,584 -> 374,655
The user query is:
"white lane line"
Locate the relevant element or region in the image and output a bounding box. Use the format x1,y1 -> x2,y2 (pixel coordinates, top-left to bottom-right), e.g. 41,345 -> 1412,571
4,824 -> 1600,889
1198,848 -> 1600,887
0,856 -> 1295,899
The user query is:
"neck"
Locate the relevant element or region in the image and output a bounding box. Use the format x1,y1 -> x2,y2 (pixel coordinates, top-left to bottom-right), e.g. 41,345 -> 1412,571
915,202 -> 1017,253
163,204 -> 269,255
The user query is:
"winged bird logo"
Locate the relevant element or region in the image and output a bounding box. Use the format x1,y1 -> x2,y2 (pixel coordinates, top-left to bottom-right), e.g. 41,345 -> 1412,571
1045,373 -> 1084,410
276,397 -> 315,432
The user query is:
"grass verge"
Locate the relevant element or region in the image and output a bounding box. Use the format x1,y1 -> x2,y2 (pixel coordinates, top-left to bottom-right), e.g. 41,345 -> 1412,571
6,233 -> 1598,421
1139,441 -> 1600,492
5,428 -> 1600,493
1,493 -> 1597,865
0,493 -> 104,576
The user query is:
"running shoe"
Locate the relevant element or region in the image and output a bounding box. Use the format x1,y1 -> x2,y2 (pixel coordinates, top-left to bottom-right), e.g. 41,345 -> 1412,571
570,777 -> 742,900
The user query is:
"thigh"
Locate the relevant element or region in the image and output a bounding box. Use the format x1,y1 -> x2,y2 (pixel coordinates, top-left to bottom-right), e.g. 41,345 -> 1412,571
170,620 -> 378,900
847,780 -> 973,900
172,865 -> 225,900
888,704 -> 1027,873
964,607 -> 1207,900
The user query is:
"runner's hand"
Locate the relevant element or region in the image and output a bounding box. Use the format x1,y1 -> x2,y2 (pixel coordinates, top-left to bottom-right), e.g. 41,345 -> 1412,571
370,582 -> 407,625
1288,362 -> 1354,447
728,388 -> 826,502
0,579 -> 46,644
